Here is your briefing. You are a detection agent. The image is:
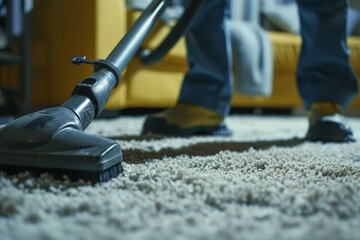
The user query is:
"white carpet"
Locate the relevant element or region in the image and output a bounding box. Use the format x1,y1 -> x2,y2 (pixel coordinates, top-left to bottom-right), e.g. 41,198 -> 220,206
1,115 -> 360,240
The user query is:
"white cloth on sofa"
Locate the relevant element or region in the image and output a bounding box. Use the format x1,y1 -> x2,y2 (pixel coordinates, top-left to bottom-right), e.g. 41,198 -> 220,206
230,0 -> 273,97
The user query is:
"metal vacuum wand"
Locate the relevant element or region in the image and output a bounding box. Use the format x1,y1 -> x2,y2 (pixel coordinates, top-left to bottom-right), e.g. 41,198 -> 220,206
62,0 -> 171,130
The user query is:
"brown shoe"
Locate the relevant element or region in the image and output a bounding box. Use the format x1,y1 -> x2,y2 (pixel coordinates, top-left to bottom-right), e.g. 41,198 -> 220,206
141,103 -> 232,136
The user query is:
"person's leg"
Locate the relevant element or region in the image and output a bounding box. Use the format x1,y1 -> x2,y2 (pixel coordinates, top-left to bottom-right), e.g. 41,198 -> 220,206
297,0 -> 359,142
297,0 -> 358,109
142,0 -> 233,136
179,0 -> 233,117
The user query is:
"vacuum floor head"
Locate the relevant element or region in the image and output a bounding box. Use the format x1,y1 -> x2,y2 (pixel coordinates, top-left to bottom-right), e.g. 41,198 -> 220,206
0,107 -> 123,183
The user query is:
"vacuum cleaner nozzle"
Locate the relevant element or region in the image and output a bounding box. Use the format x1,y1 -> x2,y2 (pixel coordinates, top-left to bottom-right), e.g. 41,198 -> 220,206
0,107 -> 123,183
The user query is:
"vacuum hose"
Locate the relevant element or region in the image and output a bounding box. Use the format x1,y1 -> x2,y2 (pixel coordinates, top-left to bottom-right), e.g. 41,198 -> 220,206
139,0 -> 205,65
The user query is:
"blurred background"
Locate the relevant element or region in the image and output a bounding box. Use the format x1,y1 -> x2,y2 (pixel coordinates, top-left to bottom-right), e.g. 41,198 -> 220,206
1,0 -> 360,121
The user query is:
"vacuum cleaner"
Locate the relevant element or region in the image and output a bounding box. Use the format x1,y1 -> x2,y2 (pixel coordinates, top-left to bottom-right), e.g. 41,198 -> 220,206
0,0 -> 204,183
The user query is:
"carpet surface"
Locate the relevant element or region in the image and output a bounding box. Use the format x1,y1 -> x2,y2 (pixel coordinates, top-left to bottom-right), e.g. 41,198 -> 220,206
1,115 -> 360,240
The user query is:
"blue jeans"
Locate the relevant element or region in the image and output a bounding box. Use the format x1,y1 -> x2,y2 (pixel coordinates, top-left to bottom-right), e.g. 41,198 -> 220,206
179,0 -> 359,116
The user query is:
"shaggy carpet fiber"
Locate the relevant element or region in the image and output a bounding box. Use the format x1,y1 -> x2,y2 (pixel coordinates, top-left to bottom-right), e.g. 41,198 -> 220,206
1,115 -> 360,240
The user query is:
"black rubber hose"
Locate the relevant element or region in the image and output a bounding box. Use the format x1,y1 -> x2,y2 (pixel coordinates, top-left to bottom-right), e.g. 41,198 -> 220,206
107,0 -> 171,75
138,0 -> 205,65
